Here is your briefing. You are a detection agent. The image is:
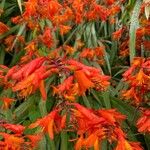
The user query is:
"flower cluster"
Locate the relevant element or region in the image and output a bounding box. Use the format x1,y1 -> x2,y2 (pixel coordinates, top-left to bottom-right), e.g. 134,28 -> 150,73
122,57 -> 150,105
29,103 -> 143,150
0,0 -> 149,149
0,122 -> 41,149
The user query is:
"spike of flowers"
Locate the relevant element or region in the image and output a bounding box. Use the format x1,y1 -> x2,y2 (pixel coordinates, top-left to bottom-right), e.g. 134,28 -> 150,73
69,103 -> 142,150
0,123 -> 25,135
29,109 -> 65,139
0,22 -> 9,35
122,57 -> 150,105
137,109 -> 150,133
0,0 -> 148,149
52,59 -> 110,100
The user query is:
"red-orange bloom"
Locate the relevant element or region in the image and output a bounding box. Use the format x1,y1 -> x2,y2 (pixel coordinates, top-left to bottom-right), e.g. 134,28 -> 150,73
98,109 -> 126,126
39,27 -> 53,48
0,22 -> 9,35
74,70 -> 94,95
70,103 -> 131,150
137,109 -> 150,133
12,67 -> 48,100
0,123 -> 25,135
105,0 -> 115,5
59,25 -> 71,35
7,57 -> 45,81
109,6 -> 121,16
53,76 -> 74,95
0,132 -> 25,149
26,134 -> 42,148
94,4 -> 109,21
29,109 -> 63,139
0,97 -> 15,109
5,57 -> 58,100
23,0 -> 37,19
112,28 -> 123,40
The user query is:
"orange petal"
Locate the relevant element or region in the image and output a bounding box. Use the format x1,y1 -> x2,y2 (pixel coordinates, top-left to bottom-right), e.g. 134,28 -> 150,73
39,80 -> 47,101
94,139 -> 99,150
74,70 -> 94,95
75,135 -> 84,150
12,74 -> 35,91
48,119 -> 54,139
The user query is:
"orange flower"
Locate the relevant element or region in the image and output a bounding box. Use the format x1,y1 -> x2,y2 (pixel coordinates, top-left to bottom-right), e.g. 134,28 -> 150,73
5,57 -> 59,100
112,127 -> 143,150
53,76 -> 78,101
93,4 -> 109,21
71,103 -> 129,150
24,41 -> 38,55
48,1 -> 62,17
0,22 -> 9,35
64,83 -> 79,101
26,134 -> 42,148
4,35 -> 15,51
83,133 -> 99,150
59,25 -> 71,35
75,135 -> 84,150
53,76 -> 74,95
105,0 -> 115,5
73,103 -> 104,124
12,69 -> 47,100
29,109 -> 60,139
0,132 -> 25,149
116,138 -> 143,150
9,57 -> 45,81
39,80 -> 47,101
109,6 -> 121,16
129,142 -> 143,150
52,5 -> 72,25
39,27 -> 53,48
74,70 -> 94,95
133,69 -> 150,86
122,87 -> 141,103
0,97 -> 15,109
63,45 -> 75,55
76,39 -> 84,49
91,75 -> 110,91
80,48 -> 95,60
137,109 -> 150,133
72,0 -> 84,24
98,109 -> 126,126
66,59 -> 110,93
143,40 -> 150,51
95,46 -> 104,57
0,123 -> 25,135
112,28 -> 123,40
23,0 -> 37,19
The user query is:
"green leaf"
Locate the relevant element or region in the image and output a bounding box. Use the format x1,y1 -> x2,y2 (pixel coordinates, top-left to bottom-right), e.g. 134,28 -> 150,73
145,5 -> 150,20
0,46 -> 5,64
10,23 -> 26,51
17,0 -> 22,14
39,101 -> 47,117
111,98 -> 140,123
9,50 -> 25,67
82,95 -> 91,108
129,0 -> 141,63
61,131 -> 68,150
102,90 -> 111,109
0,0 -> 5,9
14,96 -> 35,123
144,134 -> 150,150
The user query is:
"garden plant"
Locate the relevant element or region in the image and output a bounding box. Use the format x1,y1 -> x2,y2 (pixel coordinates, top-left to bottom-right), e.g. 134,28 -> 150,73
0,0 -> 150,149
